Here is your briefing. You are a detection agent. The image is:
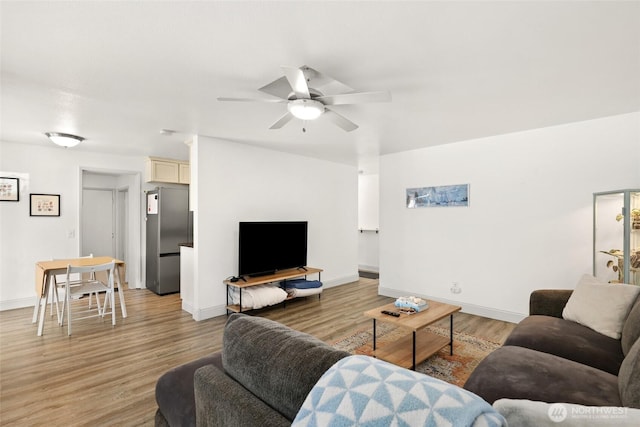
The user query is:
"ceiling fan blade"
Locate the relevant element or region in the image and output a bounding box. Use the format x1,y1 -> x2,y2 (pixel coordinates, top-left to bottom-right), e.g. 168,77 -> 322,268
217,97 -> 284,103
324,108 -> 359,132
300,65 -> 353,94
316,91 -> 391,106
282,66 -> 310,99
259,66 -> 352,98
258,76 -> 292,99
269,112 -> 294,129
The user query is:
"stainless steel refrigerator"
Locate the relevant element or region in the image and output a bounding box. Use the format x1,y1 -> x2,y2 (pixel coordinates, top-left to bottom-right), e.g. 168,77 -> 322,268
146,187 -> 191,295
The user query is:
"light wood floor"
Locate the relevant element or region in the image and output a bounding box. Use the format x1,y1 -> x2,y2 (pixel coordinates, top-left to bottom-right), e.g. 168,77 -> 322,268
0,278 -> 515,426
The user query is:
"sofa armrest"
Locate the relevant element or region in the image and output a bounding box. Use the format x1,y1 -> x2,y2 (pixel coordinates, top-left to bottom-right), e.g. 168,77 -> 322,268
529,290 -> 573,317
194,364 -> 290,427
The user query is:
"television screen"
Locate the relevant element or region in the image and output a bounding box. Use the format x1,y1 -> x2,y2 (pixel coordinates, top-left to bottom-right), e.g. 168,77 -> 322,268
238,221 -> 308,277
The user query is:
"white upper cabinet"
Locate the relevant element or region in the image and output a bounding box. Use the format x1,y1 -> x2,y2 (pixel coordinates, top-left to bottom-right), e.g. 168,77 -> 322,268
146,157 -> 190,184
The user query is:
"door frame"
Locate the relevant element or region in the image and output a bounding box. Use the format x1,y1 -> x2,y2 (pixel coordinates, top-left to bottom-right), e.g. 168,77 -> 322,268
116,186 -> 129,281
78,167 -> 142,289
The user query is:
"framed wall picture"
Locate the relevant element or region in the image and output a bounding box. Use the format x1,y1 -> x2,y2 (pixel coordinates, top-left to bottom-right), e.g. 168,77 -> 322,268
0,177 -> 19,201
30,193 -> 60,216
406,184 -> 469,208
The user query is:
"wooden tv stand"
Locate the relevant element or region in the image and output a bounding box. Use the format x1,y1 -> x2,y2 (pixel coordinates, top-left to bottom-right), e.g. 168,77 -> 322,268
224,267 -> 322,313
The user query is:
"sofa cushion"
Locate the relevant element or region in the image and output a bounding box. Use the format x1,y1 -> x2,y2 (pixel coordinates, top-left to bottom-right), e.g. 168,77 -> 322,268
293,355 -> 506,427
222,313 -> 350,421
529,289 -> 573,317
504,315 -> 624,375
155,353 -> 222,427
194,364 -> 290,427
622,298 -> 640,356
619,337 -> 640,408
464,346 -> 621,407
562,274 -> 640,339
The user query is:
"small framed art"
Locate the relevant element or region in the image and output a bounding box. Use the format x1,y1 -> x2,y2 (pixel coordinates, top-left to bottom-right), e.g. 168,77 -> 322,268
30,193 -> 61,216
0,177 -> 19,201
406,184 -> 469,208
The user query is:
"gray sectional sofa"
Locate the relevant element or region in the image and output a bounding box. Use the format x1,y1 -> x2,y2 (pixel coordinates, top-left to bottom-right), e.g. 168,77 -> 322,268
155,279 -> 640,426
464,288 -> 640,409
155,313 -> 504,427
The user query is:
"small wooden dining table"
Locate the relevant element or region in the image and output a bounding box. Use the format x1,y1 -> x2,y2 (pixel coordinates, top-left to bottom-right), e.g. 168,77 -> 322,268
32,256 -> 128,336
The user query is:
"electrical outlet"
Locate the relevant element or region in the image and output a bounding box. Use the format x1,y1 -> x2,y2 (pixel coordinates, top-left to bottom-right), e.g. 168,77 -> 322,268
450,282 -> 461,294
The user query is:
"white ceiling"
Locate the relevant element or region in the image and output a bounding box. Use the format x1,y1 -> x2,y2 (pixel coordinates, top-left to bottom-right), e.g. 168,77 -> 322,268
2,1 -> 639,169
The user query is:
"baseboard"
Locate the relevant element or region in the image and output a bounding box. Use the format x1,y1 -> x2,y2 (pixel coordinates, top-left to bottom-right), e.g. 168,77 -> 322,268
358,265 -> 379,273
0,297 -> 36,312
378,286 -> 526,324
181,300 -> 195,315
193,304 -> 227,321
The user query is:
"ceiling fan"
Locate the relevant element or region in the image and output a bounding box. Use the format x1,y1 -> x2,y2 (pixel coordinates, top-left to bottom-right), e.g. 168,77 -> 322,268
218,65 -> 391,132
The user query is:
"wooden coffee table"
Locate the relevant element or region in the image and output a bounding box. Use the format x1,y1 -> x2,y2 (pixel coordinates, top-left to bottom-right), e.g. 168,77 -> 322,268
364,300 -> 461,370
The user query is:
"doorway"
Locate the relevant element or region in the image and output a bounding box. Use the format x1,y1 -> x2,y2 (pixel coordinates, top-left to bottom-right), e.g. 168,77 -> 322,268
358,169 -> 380,276
80,170 -> 141,288
82,188 -> 115,258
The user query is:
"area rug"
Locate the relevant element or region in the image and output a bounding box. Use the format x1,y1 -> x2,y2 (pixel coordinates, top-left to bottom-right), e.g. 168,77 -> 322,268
331,323 -> 500,387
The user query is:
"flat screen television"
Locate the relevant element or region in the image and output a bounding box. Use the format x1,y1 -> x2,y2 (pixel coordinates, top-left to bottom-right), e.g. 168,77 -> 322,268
238,221 -> 308,277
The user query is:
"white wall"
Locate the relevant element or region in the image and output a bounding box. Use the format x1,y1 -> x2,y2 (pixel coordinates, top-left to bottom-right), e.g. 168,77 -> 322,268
358,174 -> 380,230
190,136 -> 359,320
379,113 -> 640,322
0,141 -> 145,310
358,173 -> 380,272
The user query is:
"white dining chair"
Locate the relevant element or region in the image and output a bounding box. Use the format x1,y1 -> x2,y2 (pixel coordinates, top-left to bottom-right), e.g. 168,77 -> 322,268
50,254 -> 96,322
59,261 -> 116,336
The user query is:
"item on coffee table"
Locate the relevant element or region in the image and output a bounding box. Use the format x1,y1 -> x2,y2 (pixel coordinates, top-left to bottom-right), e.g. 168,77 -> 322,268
395,296 -> 428,312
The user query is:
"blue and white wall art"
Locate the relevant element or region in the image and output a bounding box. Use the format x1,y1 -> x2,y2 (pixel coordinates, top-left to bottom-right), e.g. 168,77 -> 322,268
406,184 -> 469,208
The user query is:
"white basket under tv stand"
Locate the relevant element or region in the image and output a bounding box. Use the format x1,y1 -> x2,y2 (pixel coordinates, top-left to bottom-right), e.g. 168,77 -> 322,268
224,266 -> 323,313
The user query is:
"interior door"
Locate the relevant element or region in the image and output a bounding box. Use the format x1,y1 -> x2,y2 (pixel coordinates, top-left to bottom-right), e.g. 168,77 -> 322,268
82,189 -> 115,257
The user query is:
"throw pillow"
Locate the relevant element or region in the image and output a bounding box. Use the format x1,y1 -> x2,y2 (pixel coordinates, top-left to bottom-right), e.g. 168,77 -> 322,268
562,274 -> 640,339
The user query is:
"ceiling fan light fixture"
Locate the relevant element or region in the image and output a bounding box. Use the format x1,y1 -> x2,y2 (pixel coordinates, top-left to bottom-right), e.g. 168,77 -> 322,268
287,99 -> 324,121
45,132 -> 85,148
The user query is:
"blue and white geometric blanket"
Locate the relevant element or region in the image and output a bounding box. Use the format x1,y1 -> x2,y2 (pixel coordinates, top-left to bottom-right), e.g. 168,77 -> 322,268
292,355 -> 506,427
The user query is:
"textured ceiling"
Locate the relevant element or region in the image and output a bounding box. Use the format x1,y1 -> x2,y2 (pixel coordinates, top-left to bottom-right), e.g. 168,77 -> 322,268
1,1 -> 639,169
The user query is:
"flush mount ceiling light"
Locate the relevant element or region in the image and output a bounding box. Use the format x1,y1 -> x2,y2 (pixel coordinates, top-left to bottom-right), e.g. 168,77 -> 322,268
287,99 -> 325,121
45,132 -> 85,148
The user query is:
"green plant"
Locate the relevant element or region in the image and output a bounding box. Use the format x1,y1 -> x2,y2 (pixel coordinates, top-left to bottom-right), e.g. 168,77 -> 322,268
601,248 -> 640,284
615,208 -> 640,224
